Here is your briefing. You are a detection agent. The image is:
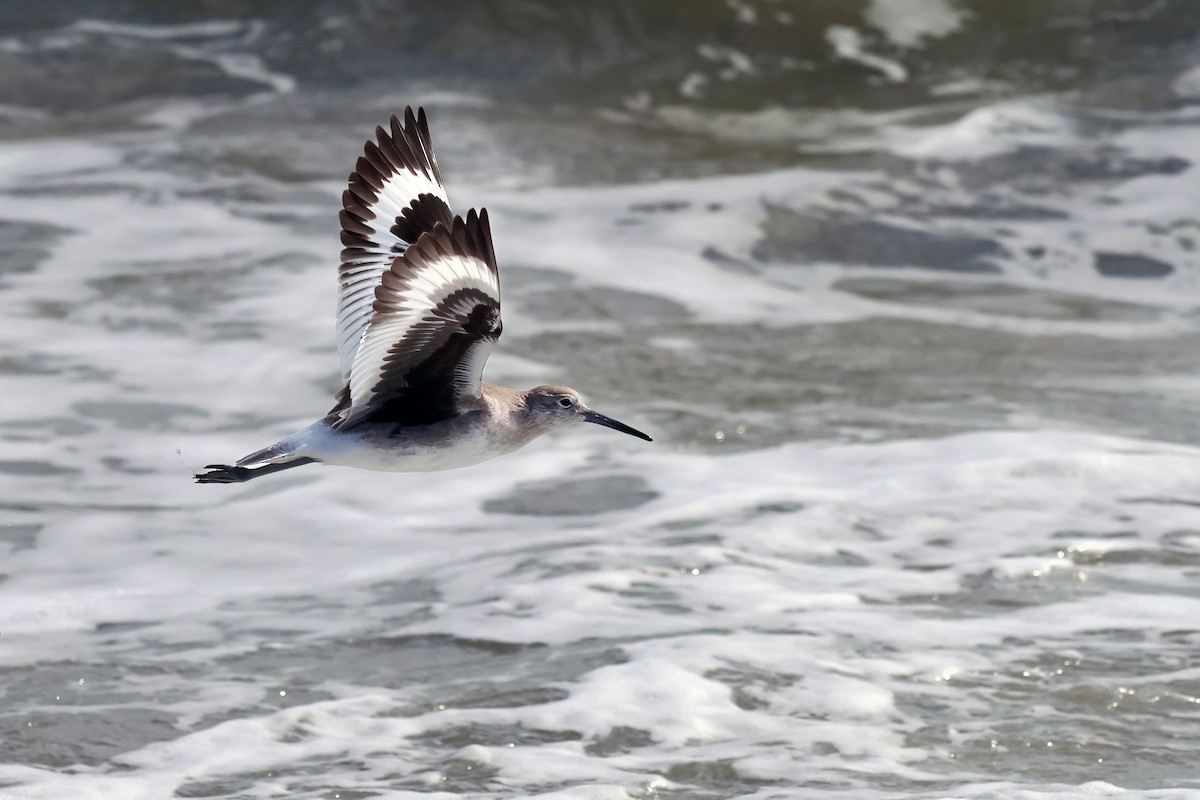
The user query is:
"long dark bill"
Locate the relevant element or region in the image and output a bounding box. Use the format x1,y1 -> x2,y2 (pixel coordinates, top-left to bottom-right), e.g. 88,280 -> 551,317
583,410 -> 653,442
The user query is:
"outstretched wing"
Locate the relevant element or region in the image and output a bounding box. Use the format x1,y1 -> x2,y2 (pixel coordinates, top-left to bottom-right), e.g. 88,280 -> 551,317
337,107 -> 454,383
332,208 -> 502,429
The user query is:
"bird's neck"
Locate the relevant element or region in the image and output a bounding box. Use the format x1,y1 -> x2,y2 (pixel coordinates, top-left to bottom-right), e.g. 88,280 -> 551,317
482,383 -> 553,447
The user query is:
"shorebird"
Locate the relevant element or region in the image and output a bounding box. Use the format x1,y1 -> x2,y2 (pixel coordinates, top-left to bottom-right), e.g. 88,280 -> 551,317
196,107 -> 651,484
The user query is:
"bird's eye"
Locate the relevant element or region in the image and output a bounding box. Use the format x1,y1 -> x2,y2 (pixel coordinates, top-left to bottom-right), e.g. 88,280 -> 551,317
557,397 -> 573,408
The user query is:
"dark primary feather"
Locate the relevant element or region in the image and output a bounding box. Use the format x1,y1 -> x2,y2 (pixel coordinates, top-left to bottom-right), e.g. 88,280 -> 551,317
339,107 -> 447,268
391,193 -> 455,250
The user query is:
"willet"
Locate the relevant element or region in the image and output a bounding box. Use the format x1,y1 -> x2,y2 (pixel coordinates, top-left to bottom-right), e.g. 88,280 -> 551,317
196,107 -> 651,484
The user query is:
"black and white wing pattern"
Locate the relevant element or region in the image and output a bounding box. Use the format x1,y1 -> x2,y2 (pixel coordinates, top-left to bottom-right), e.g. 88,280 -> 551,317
333,208 -> 502,429
337,107 -> 454,384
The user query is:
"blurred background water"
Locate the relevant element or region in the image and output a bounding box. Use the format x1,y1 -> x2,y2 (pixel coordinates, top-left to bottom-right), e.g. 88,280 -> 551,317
3,1 -> 1200,798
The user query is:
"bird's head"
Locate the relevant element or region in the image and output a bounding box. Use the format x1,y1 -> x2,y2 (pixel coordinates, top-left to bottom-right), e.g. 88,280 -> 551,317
523,385 -> 652,442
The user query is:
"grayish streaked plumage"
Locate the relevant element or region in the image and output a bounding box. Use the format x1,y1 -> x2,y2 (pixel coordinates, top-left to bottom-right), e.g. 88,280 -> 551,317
196,107 -> 650,485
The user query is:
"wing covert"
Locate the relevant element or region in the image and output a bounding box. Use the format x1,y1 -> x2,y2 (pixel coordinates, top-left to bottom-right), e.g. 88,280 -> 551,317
334,208 -> 501,429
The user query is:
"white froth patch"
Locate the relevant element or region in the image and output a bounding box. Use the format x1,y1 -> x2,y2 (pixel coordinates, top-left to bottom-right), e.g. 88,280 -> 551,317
489,168 -> 857,328
826,25 -> 908,82
533,658 -> 767,745
481,106 -> 1197,338
0,140 -> 122,185
1172,64 -> 1200,99
774,672 -> 896,720
864,0 -> 967,47
891,101 -> 1077,160
523,786 -> 643,800
69,18 -> 248,40
939,781 -> 1199,799
413,429 -> 1200,642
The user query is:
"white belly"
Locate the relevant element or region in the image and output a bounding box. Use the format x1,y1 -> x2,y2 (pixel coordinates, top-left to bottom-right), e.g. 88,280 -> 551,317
286,419 -> 530,473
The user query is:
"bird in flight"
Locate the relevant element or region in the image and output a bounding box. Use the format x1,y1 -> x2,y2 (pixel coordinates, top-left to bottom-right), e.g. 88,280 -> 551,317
196,108 -> 651,484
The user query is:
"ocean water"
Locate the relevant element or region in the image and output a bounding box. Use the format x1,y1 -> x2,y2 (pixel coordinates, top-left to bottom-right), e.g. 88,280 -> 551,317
3,2 -> 1200,798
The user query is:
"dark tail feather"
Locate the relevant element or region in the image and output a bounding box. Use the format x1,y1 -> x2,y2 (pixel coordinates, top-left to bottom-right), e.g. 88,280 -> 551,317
194,457 -> 318,484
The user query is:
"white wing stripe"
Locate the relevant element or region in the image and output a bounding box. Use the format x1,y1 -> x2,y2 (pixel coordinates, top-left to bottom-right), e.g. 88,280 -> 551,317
345,252 -> 498,421
335,110 -> 451,383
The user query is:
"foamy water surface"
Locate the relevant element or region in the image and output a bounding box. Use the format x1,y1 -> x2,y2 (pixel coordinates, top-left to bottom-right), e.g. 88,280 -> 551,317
3,5 -> 1200,798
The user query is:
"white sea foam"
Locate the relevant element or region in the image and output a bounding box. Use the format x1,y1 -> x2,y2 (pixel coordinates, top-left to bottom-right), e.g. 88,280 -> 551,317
3,426 -> 1198,797
890,101 -> 1078,160
3,59 -> 1200,797
826,25 -> 908,82
1171,64 -> 1200,99
864,0 -> 967,48
68,18 -> 250,41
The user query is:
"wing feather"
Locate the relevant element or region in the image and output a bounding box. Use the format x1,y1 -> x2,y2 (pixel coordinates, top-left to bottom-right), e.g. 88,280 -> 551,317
336,107 -> 453,383
333,209 -> 502,429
